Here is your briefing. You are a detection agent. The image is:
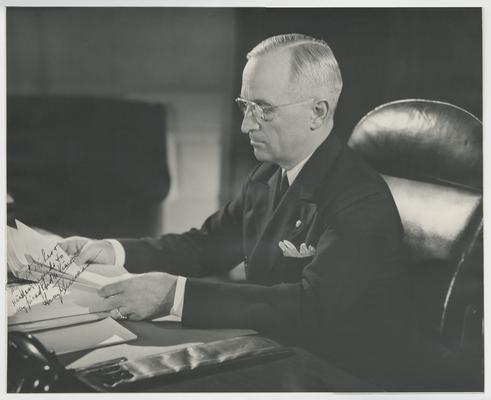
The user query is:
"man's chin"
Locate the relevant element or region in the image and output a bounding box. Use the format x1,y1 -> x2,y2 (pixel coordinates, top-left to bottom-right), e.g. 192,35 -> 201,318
252,148 -> 271,163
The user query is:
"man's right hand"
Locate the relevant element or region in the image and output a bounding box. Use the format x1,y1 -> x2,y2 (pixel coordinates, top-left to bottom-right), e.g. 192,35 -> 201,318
57,236 -> 116,266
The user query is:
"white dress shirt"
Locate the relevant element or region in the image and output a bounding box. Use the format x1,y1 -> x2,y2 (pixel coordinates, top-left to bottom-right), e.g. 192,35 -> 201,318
108,151 -> 315,321
283,149 -> 314,186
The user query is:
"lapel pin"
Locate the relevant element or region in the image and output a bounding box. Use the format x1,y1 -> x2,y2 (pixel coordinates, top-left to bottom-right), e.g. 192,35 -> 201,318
295,219 -> 302,228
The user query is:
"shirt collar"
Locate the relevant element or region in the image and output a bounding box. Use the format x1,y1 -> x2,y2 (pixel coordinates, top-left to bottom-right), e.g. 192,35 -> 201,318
282,150 -> 315,185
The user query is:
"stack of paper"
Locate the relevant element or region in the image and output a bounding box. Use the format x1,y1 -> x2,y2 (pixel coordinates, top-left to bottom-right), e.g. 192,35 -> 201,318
7,220 -> 132,328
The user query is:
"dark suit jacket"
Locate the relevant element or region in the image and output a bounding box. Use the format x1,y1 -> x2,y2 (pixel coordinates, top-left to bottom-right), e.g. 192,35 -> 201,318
119,133 -> 413,382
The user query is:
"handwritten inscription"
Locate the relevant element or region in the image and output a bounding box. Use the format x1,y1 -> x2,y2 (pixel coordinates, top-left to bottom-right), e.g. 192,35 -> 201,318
8,244 -> 98,315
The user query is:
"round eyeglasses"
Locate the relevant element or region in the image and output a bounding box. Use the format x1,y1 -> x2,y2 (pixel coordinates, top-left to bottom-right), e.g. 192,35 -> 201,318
235,97 -> 314,122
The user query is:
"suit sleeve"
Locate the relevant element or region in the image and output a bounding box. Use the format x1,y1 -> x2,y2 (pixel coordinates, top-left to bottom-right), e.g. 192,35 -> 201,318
117,176 -> 249,277
182,188 -> 407,346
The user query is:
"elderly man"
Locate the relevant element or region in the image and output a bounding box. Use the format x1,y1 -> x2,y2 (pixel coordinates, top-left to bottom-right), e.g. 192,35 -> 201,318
61,34 -> 411,382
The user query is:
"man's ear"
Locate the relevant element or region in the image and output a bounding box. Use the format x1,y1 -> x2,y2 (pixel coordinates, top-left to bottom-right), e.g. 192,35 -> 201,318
310,100 -> 329,131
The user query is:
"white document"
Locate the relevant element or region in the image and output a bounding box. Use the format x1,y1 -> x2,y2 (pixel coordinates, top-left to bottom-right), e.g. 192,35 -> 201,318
7,312 -> 109,333
33,317 -> 137,355
8,220 -> 131,287
7,220 -> 181,326
7,283 -> 110,324
6,220 -> 132,326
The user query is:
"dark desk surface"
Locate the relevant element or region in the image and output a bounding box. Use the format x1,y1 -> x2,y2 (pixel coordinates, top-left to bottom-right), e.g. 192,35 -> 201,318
58,320 -> 378,392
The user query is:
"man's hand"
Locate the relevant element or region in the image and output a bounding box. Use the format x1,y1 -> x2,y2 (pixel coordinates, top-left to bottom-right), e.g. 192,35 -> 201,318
58,236 -> 116,265
98,272 -> 177,320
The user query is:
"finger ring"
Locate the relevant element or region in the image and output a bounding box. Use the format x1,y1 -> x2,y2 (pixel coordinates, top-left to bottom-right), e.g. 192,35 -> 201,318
115,308 -> 128,320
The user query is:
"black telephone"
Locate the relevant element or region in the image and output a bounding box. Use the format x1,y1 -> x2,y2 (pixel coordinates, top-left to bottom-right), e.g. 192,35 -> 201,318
7,331 -> 99,393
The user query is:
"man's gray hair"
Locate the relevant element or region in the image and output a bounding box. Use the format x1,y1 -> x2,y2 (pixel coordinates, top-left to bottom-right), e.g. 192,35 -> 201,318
247,33 -> 343,117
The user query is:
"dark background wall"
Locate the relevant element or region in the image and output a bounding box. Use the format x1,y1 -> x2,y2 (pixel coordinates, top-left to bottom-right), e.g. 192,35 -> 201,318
7,7 -> 236,95
7,7 -> 237,234
223,8 -> 482,202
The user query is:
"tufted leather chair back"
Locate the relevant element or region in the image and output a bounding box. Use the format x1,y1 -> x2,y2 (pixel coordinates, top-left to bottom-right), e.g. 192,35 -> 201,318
348,99 -> 483,389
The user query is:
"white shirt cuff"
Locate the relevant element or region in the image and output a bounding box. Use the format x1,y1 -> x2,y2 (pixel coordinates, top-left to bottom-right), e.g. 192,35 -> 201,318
105,239 -> 126,268
152,276 -> 186,322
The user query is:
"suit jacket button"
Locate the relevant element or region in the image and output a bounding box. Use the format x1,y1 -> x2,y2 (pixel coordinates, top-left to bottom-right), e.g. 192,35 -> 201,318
295,220 -> 302,228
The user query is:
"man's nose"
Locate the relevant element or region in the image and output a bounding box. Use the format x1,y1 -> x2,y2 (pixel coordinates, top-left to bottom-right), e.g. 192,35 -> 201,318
240,108 -> 260,134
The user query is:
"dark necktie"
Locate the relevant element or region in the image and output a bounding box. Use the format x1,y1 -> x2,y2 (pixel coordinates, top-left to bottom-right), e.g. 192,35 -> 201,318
275,170 -> 289,207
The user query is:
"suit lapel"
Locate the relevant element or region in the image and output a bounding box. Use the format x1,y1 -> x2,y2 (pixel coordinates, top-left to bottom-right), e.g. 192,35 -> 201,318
247,133 -> 344,284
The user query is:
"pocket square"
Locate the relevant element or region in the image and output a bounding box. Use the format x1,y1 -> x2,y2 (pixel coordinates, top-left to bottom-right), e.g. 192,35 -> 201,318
278,240 -> 316,258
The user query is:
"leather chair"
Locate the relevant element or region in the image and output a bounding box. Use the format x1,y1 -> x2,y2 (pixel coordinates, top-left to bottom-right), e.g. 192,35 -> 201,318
348,99 -> 483,391
7,95 -> 170,238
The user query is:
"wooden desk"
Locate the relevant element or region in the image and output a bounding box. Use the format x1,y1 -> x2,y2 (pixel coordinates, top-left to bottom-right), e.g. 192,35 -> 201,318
58,320 -> 378,392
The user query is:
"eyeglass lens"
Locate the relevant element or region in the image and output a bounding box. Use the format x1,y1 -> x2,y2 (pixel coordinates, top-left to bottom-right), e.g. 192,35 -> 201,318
236,99 -> 269,121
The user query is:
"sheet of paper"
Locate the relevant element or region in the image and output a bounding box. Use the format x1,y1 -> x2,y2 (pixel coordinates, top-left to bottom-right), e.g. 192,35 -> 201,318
83,262 -> 132,278
67,342 -> 203,370
7,220 -> 133,325
7,283 -> 68,317
33,317 -> 137,355
7,283 -> 110,325
8,312 -> 109,333
16,219 -> 57,260
17,220 -> 106,287
8,221 -> 81,283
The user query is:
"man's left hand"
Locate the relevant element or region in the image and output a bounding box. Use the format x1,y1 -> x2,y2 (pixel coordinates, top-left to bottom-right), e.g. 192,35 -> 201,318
98,272 -> 177,320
